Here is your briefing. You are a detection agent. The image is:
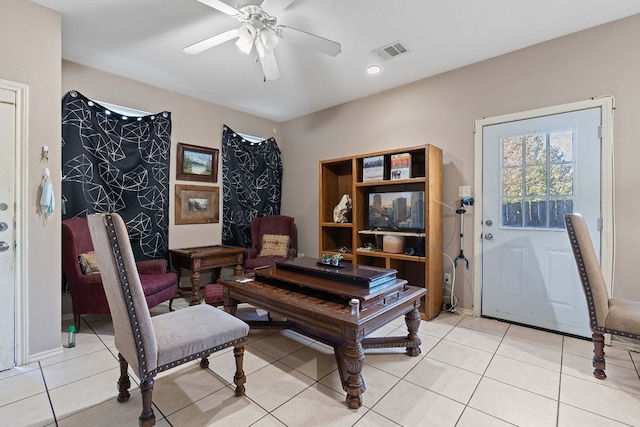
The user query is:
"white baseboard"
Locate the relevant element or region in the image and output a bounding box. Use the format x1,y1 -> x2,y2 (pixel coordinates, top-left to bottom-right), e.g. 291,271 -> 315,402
28,345 -> 64,365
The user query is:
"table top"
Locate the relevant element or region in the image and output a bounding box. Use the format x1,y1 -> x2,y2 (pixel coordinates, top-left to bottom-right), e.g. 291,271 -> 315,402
170,245 -> 245,257
219,273 -> 425,327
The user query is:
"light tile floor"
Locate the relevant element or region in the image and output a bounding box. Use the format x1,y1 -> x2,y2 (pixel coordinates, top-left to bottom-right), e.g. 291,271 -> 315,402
2,300 -> 640,427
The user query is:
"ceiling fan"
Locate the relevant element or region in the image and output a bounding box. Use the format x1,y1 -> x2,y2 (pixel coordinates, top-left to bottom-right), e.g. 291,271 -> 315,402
184,0 -> 342,81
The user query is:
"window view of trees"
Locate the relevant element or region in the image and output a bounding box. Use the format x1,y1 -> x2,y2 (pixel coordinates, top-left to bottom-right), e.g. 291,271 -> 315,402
501,129 -> 574,229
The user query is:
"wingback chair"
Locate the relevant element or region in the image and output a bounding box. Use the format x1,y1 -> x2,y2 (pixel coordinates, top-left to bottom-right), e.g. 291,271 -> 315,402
244,215 -> 297,272
564,213 -> 640,379
87,213 -> 249,427
62,216 -> 177,331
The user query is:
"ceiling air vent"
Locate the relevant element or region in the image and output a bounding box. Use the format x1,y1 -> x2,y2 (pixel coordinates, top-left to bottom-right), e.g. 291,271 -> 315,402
374,41 -> 408,60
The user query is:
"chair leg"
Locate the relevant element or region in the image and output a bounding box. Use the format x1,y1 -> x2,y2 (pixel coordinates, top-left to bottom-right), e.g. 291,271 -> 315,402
592,332 -> 607,379
139,378 -> 155,427
74,313 -> 81,332
168,298 -> 174,312
200,356 -> 209,369
233,345 -> 247,396
117,353 -> 131,402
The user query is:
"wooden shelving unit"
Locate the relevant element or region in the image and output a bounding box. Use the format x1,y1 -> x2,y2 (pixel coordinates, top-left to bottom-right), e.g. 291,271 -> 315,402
319,145 -> 443,319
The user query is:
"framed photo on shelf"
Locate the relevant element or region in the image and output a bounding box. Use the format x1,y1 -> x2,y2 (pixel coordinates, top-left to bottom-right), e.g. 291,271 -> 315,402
175,184 -> 219,224
176,143 -> 219,183
363,155 -> 385,182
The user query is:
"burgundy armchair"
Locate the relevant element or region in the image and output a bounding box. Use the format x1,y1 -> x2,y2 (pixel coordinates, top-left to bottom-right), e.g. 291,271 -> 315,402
244,215 -> 297,272
62,216 -> 177,331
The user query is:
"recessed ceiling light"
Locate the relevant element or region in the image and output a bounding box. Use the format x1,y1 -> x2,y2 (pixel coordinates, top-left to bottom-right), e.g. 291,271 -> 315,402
366,65 -> 382,75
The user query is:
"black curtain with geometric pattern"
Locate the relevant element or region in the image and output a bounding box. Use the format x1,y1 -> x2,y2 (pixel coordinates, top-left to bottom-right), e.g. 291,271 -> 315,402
221,125 -> 282,248
61,90 -> 171,262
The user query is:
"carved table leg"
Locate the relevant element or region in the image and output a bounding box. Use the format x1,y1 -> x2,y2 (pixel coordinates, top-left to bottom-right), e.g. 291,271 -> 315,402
343,339 -> 365,408
592,331 -> 607,379
223,286 -> 238,316
190,271 -> 202,305
234,263 -> 243,276
405,307 -> 422,357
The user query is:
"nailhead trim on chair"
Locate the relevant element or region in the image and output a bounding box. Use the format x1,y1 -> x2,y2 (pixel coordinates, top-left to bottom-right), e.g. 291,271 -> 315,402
104,214 -> 151,380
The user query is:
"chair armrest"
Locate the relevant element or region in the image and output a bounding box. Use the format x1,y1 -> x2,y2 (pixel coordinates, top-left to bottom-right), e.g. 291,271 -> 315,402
246,248 -> 259,260
136,259 -> 168,275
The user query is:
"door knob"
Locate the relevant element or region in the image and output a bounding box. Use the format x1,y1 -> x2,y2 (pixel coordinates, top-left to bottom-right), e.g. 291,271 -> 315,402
484,233 -> 494,240
0,222 -> 7,232
0,241 -> 9,252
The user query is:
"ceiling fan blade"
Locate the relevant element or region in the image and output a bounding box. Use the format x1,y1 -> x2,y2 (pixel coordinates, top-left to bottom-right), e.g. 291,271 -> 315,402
276,26 -> 341,57
184,28 -> 239,54
197,0 -> 240,16
255,41 -> 280,80
260,0 -> 295,16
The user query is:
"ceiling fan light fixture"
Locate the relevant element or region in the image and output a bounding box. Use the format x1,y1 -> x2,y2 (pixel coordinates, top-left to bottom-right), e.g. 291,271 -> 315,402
260,27 -> 279,50
238,23 -> 257,43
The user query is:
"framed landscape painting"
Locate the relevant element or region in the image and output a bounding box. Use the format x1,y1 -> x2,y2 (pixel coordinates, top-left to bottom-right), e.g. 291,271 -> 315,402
176,142 -> 218,183
175,184 -> 219,224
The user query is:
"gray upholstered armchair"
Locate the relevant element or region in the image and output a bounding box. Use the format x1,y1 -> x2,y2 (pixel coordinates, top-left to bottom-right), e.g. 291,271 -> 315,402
87,213 -> 249,427
564,213 -> 640,379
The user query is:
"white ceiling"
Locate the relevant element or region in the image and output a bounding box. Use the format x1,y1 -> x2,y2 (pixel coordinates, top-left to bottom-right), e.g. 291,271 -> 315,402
33,0 -> 640,122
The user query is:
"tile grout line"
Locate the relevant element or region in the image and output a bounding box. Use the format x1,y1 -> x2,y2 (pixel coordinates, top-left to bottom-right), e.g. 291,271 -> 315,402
37,360 -> 59,426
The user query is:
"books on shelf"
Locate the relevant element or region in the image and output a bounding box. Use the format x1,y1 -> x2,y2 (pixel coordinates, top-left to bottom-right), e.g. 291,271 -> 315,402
390,153 -> 411,180
363,155 -> 384,182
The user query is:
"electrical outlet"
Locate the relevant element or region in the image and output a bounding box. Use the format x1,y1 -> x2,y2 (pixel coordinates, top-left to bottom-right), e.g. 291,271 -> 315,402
444,273 -> 452,285
298,253 -> 305,257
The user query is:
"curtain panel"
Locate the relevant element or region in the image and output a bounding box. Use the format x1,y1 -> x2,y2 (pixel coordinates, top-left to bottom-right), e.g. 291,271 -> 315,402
61,90 -> 172,263
222,125 -> 282,248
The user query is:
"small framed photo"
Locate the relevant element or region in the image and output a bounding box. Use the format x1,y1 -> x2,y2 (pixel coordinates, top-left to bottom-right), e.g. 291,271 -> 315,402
176,143 -> 219,183
175,184 -> 219,224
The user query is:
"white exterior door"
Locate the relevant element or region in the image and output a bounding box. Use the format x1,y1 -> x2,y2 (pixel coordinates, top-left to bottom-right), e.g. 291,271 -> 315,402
0,87 -> 16,371
480,107 -> 602,338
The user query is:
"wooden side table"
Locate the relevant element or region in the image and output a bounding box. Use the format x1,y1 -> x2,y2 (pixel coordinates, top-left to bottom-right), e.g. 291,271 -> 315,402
169,245 -> 245,304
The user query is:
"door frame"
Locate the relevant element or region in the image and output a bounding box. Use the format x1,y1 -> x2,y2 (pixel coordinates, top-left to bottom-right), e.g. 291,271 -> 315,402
472,97 -> 614,318
0,78 -> 29,366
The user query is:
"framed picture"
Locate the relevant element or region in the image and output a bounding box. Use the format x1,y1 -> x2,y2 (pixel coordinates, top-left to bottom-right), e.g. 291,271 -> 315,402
175,184 -> 219,224
176,143 -> 219,183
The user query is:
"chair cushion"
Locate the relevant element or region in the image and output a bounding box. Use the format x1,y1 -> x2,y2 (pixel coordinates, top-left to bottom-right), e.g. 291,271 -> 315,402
605,299 -> 640,338
259,234 -> 289,257
153,304 -> 249,367
78,251 -> 100,274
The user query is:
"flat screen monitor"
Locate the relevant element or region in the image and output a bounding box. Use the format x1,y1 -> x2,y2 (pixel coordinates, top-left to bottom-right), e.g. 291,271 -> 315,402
368,190 -> 425,231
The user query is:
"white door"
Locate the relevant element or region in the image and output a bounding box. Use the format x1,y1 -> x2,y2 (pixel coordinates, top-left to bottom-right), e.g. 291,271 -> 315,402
0,87 -> 16,370
481,107 -> 601,337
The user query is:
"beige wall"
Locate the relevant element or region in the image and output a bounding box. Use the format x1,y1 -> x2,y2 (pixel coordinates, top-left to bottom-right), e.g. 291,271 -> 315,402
1,0 -> 62,358
281,13 -> 640,310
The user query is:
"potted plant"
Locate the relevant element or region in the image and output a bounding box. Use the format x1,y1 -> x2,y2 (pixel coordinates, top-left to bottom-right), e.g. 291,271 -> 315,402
321,253 -> 331,264
331,253 -> 343,266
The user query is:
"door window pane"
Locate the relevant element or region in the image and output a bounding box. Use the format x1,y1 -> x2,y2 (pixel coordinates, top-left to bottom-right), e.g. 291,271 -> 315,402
500,129 -> 575,229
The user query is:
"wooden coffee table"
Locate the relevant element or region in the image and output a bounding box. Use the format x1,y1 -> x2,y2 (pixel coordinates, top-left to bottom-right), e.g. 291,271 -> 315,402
169,245 -> 245,304
218,263 -> 426,409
